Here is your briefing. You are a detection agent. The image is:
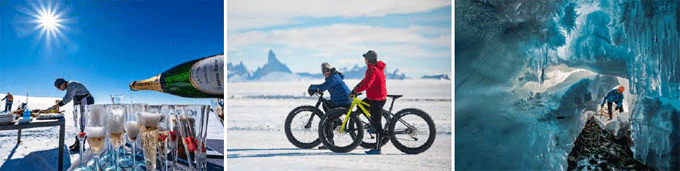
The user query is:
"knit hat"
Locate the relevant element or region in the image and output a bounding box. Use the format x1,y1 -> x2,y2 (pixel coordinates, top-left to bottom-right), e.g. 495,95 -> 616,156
362,50 -> 377,64
321,62 -> 332,73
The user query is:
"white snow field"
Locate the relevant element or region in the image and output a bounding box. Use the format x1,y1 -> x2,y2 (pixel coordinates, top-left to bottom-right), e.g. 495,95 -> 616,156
227,79 -> 452,170
0,94 -> 223,170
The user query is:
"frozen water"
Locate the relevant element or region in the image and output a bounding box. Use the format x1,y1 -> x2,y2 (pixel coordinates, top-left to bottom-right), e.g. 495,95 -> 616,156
227,79 -> 451,170
457,0 -> 680,169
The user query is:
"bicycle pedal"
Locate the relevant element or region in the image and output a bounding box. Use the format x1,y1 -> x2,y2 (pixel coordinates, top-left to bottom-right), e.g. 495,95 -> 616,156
367,128 -> 377,134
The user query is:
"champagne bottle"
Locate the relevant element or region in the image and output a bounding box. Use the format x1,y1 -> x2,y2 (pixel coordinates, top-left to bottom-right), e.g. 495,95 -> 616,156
130,54 -> 224,98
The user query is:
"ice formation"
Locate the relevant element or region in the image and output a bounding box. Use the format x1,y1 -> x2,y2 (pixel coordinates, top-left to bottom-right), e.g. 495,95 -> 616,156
456,0 -> 680,170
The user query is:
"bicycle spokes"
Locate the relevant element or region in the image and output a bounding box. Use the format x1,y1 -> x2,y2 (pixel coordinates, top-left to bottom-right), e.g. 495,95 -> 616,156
291,111 -> 318,144
392,114 -> 429,147
326,116 -> 360,148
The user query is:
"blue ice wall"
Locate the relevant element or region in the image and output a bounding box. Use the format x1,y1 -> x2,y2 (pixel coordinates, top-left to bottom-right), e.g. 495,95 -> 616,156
456,0 -> 680,170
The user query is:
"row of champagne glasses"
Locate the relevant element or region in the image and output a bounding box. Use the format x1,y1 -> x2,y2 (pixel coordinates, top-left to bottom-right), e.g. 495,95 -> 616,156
73,103 -> 211,171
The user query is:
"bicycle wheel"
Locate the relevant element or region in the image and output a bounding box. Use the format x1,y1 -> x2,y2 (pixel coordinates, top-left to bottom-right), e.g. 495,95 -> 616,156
318,108 -> 363,153
388,108 -> 436,154
359,109 -> 390,149
284,106 -> 323,148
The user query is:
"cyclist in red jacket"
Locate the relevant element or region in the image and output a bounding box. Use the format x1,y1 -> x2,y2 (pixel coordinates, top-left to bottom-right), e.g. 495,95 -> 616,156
350,50 -> 387,155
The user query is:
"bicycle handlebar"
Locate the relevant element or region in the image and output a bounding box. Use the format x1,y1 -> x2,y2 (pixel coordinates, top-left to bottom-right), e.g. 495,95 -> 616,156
308,88 -> 322,96
348,92 -> 363,99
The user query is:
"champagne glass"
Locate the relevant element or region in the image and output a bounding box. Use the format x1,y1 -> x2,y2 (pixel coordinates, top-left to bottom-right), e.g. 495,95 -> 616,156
72,105 -> 87,171
110,94 -> 123,104
105,104 -> 125,171
125,104 -> 144,171
140,105 -> 163,170
168,106 -> 179,171
158,105 -> 172,171
86,104 -> 107,171
173,105 -> 195,170
175,105 -> 210,171
110,95 -> 132,168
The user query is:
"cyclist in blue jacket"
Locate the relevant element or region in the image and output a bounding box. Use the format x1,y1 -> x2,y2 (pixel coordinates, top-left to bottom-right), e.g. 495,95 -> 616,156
308,63 -> 352,112
601,85 -> 625,119
308,63 -> 352,149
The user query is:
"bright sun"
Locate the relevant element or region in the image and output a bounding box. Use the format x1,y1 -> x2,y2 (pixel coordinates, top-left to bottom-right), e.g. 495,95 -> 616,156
38,10 -> 60,31
25,1 -> 68,44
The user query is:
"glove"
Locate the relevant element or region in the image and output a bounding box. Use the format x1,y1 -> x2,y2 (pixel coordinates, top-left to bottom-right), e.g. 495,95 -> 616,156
349,90 -> 358,98
307,88 -> 316,96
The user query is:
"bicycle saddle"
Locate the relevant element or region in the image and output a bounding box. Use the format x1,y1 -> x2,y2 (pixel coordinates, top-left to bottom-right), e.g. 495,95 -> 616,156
387,95 -> 403,99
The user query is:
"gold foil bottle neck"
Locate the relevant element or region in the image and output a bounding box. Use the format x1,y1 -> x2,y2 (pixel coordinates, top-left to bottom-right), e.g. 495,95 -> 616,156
130,75 -> 163,92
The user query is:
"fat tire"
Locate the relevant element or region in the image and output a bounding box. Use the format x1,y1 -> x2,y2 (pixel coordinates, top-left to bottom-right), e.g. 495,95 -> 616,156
285,105 -> 323,148
318,108 -> 364,153
388,108 -> 436,154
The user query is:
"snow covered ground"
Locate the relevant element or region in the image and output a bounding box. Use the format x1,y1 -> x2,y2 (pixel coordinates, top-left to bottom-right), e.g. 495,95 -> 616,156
0,94 -> 223,170
227,79 -> 452,170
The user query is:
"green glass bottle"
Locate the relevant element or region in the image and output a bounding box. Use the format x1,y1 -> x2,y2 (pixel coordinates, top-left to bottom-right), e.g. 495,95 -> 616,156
129,54 -> 224,98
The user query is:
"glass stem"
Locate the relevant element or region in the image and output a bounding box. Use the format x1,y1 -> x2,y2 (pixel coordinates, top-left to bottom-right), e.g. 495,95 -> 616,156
78,138 -> 84,167
173,142 -> 178,171
114,146 -> 119,169
132,142 -> 136,170
94,156 -> 101,171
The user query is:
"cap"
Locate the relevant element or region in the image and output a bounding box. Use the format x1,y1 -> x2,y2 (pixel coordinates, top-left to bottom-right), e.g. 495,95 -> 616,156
362,50 -> 377,63
54,78 -> 67,87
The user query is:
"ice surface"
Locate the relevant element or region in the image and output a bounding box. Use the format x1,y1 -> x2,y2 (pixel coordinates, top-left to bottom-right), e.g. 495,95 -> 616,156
227,79 -> 451,170
456,63 -> 633,170
228,131 -> 451,170
630,96 -> 680,170
456,0 -> 680,169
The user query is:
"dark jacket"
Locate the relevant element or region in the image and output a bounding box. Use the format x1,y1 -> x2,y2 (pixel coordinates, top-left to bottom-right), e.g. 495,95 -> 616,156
1,94 -> 13,103
601,89 -> 624,107
309,71 -> 351,106
355,61 -> 387,100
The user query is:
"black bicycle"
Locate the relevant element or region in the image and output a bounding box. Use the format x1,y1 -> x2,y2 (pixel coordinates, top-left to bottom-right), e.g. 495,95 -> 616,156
285,89 -> 350,148
318,93 -> 436,154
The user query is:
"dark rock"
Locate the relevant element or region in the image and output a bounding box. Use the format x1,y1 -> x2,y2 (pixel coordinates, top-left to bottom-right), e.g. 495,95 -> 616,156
567,116 -> 655,171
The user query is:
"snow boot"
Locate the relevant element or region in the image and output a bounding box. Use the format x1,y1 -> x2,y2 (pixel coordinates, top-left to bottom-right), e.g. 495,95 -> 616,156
365,133 -> 382,155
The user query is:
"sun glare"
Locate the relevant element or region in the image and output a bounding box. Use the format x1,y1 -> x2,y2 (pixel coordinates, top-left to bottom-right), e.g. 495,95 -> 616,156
24,0 -> 69,44
38,11 -> 60,30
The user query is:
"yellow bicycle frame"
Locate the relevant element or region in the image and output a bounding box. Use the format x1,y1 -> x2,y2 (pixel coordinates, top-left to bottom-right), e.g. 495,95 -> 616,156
339,96 -> 370,133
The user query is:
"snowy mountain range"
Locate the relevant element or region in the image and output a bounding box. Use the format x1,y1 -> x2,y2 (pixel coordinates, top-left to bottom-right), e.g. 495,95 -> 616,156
421,74 -> 450,80
228,50 -> 432,82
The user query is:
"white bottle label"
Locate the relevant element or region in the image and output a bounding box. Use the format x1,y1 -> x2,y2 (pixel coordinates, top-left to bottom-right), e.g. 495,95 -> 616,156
190,55 -> 224,95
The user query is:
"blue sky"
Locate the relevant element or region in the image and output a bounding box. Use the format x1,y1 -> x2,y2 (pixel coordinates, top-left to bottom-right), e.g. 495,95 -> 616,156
227,0 -> 451,77
0,0 -> 223,105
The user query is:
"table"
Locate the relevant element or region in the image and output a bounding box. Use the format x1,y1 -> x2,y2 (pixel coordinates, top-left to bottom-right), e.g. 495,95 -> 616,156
0,118 -> 66,171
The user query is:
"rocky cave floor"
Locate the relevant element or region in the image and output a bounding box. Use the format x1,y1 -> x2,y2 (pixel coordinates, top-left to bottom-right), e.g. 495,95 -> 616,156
567,116 -> 655,171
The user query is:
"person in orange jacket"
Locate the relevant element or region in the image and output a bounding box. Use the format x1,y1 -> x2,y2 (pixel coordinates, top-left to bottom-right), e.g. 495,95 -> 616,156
1,92 -> 14,112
